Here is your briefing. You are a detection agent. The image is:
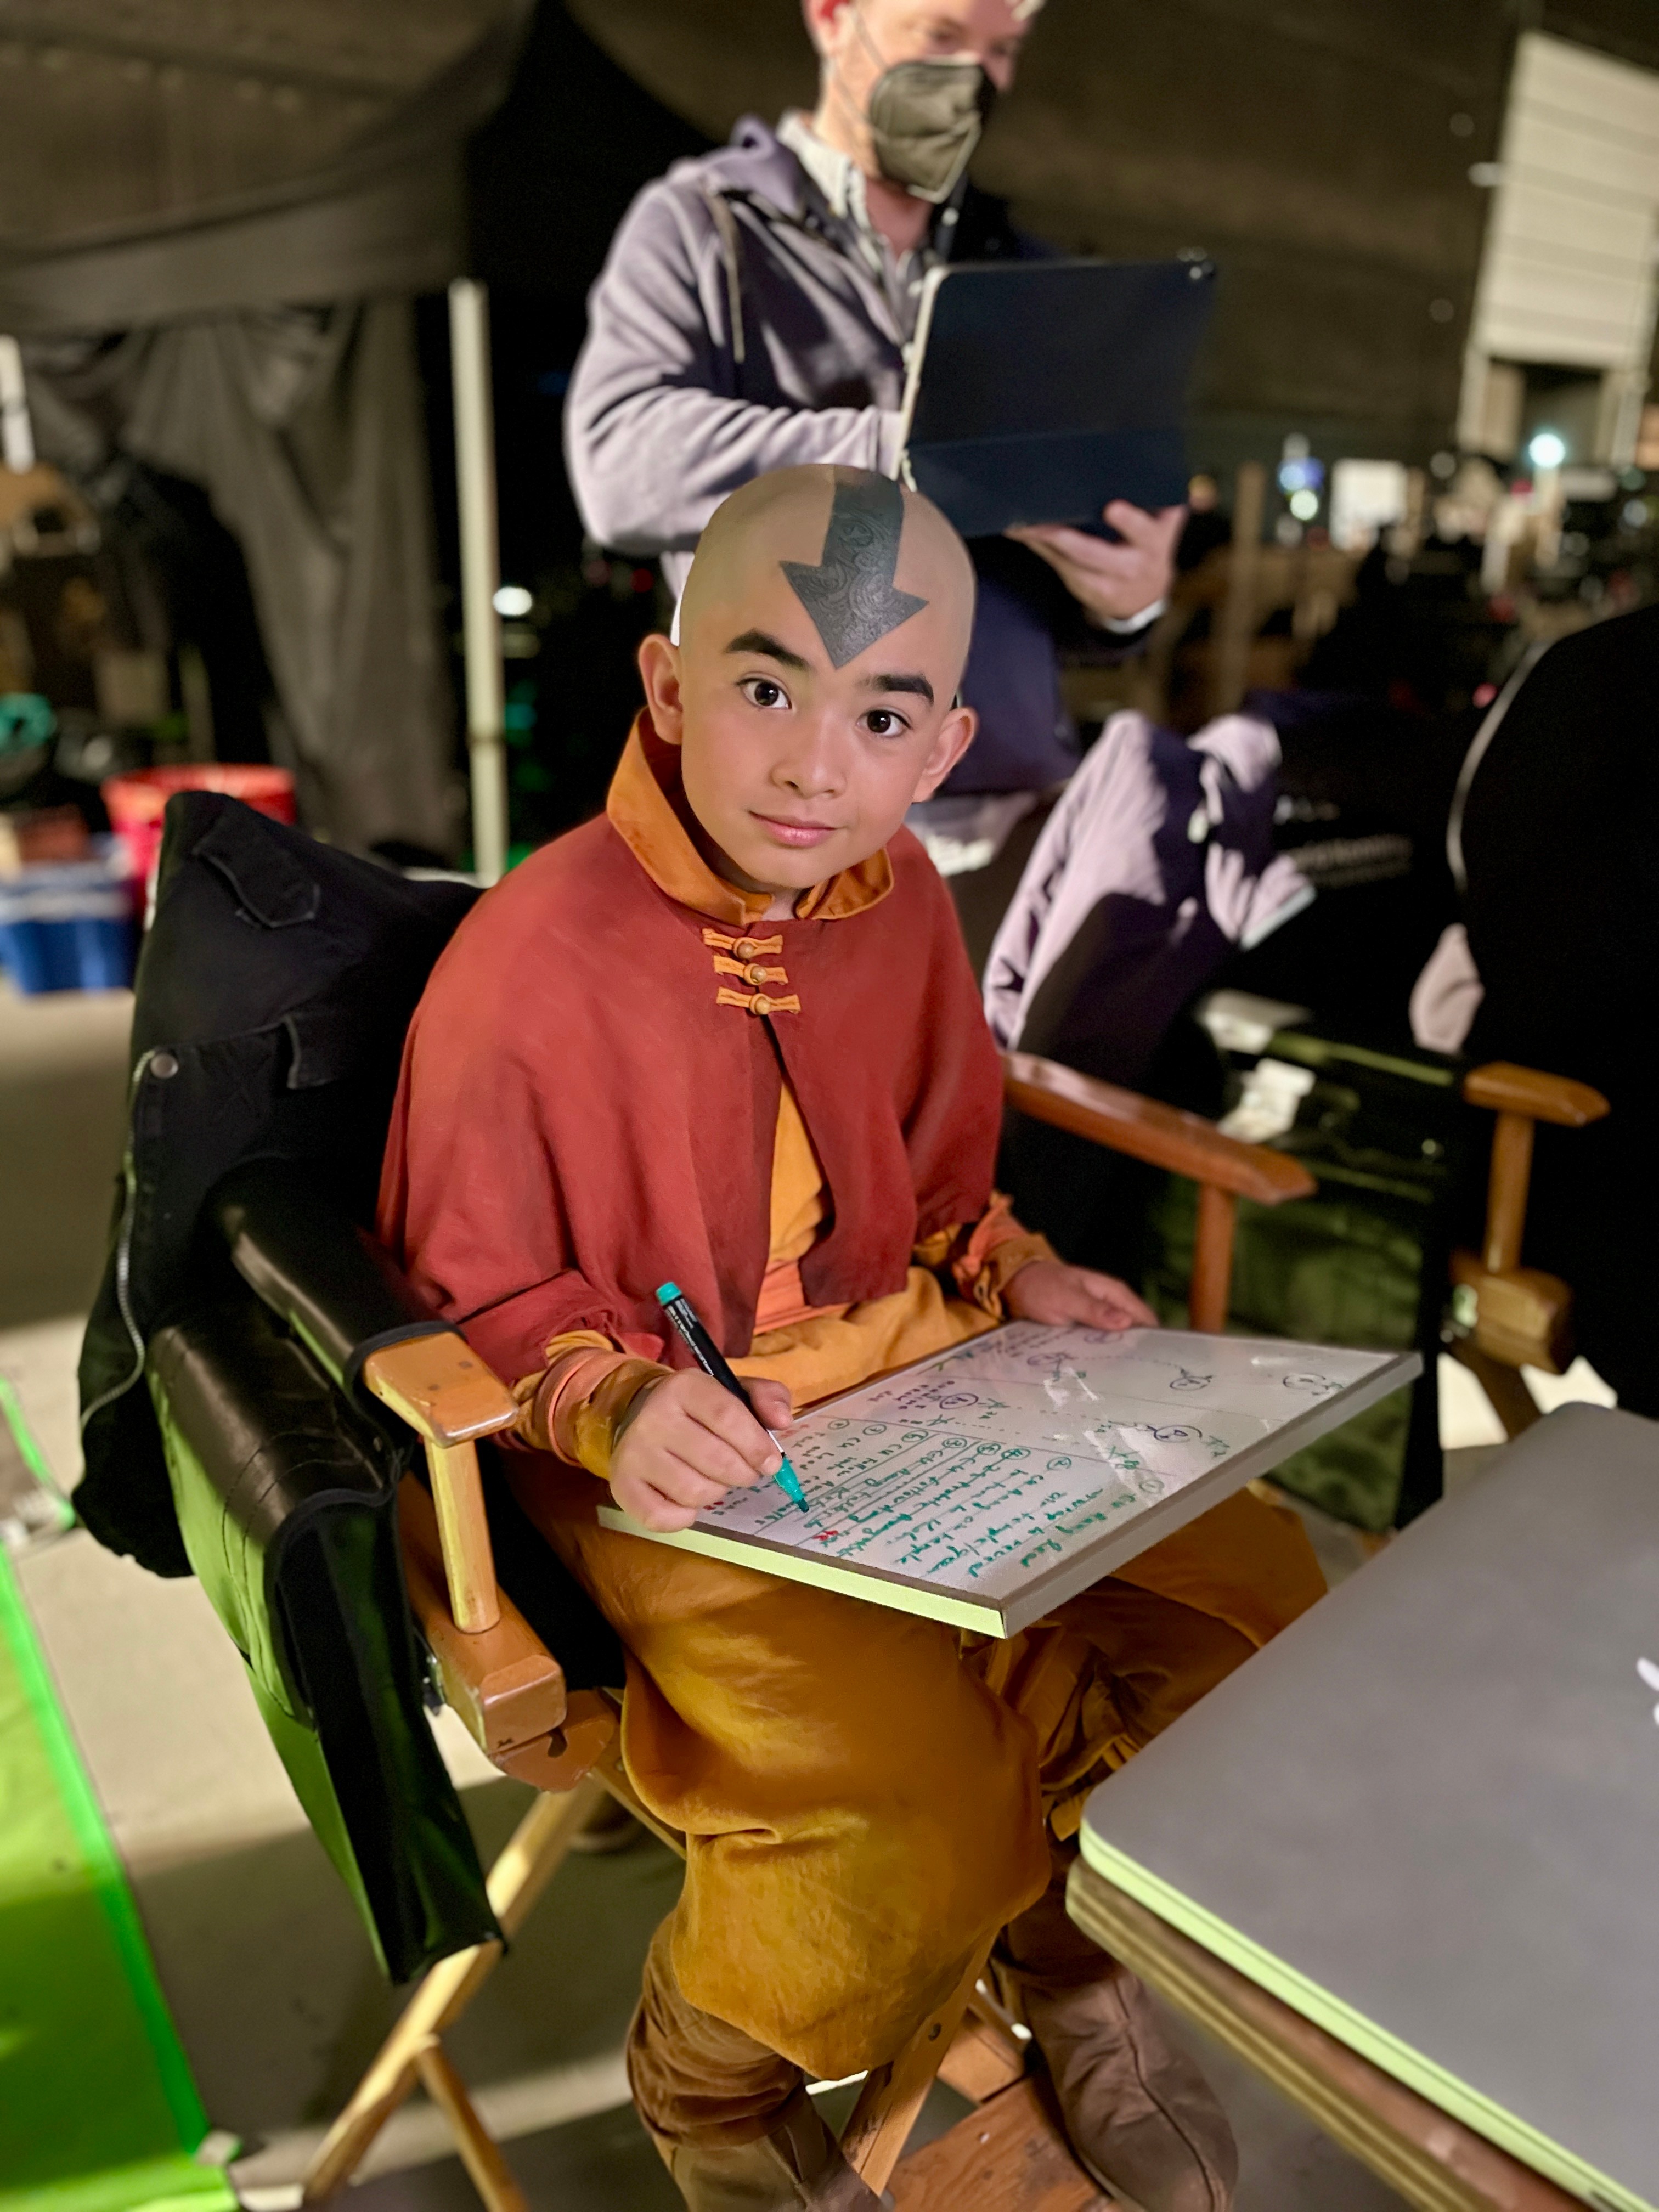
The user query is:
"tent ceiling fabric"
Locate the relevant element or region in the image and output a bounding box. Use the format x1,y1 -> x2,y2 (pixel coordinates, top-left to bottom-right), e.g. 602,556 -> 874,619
563,0 -> 815,147
0,0 -> 504,243
0,161 -> 466,333
565,0 -> 1506,275
0,0 -> 524,331
6,0 -> 1658,414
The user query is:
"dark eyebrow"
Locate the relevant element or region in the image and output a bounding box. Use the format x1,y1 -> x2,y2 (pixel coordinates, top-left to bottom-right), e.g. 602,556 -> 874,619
725,628 -> 811,672
859,670 -> 935,704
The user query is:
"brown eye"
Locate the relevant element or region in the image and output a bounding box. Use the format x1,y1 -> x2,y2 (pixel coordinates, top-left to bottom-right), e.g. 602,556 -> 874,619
862,708 -> 907,738
740,676 -> 789,710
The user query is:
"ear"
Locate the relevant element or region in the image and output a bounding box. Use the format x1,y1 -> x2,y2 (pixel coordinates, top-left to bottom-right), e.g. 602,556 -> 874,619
800,0 -> 853,58
637,633 -> 686,747
912,703 -> 977,800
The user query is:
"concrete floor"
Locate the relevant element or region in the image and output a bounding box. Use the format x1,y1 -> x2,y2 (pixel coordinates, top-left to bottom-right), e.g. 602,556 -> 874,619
0,980 -> 131,1328
0,973 -> 1612,2210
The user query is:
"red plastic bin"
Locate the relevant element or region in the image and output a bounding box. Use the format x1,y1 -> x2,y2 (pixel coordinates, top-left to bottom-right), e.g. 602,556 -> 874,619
102,765 -> 297,891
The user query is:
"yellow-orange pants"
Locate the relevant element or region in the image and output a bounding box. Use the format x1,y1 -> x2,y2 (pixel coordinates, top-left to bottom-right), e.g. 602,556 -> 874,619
510,1458 -> 1323,2085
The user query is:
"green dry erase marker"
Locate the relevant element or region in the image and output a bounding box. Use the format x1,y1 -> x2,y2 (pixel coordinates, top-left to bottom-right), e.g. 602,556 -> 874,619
655,1282 -> 809,1512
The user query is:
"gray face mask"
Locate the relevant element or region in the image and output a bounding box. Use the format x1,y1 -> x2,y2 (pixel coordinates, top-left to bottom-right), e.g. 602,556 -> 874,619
865,56 -> 996,202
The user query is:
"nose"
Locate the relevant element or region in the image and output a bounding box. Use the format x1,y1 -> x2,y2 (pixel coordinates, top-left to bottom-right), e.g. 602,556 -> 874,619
774,713 -> 849,803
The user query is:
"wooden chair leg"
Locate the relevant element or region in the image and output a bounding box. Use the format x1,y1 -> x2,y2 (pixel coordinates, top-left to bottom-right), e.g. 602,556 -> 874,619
883,1967 -> 1109,2210
963,1978 -> 1026,2050
413,2038 -> 529,2212
585,1731 -> 1039,2196
838,1937 -> 998,2196
590,1729 -> 689,1859
1188,1183 -> 1238,1335
1449,1338 -> 1541,1441
938,1988 -> 1029,2102
586,1735 -> 1039,2193
301,1776 -> 607,2202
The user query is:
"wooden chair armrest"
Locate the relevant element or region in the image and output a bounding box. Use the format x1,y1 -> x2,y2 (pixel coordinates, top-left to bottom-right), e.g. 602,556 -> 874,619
398,1476 -> 568,1758
1002,1052 -> 1316,1205
1003,1051 -> 1316,1333
361,1333 -> 520,1446
1462,1062 -> 1609,1128
1449,1251 -> 1574,1376
364,1333 -> 518,1637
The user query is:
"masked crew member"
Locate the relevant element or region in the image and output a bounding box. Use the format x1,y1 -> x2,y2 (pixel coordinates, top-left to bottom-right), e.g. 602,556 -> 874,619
566,0 -> 1183,823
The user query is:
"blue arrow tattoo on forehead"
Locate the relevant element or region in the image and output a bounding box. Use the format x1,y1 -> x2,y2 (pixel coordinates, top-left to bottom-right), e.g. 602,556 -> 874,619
781,472 -> 928,668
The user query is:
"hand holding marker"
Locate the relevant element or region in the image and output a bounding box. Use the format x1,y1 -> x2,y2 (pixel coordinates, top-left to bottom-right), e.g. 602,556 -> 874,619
655,1283 -> 809,1513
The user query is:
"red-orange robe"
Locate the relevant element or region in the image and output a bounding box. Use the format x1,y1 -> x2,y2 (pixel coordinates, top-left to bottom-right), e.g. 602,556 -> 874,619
381,715 -> 1004,1384
380,717 -> 1324,2079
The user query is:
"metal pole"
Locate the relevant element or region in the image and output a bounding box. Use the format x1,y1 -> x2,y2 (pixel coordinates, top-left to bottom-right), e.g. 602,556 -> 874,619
0,336 -> 36,471
448,278 -> 509,886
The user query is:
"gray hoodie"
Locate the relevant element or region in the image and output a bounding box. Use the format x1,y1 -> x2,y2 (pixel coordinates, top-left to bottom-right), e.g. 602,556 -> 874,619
565,115 -> 1082,794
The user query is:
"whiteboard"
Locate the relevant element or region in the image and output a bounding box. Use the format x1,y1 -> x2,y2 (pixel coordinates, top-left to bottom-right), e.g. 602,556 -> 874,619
597,1323 -> 1420,1636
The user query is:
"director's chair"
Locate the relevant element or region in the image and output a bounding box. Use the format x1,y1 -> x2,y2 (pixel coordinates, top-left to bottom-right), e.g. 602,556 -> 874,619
1011,1021 -> 1613,1530
144,1053 -> 1318,2212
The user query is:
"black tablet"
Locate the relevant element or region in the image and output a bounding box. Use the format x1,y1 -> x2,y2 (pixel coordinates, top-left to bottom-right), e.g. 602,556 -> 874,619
898,257 -> 1216,537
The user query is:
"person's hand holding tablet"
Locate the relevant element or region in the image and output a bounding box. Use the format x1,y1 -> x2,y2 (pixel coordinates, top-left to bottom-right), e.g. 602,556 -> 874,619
1007,499 -> 1186,629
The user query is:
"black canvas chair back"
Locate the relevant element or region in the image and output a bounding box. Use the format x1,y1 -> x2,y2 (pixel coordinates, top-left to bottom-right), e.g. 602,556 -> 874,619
75,799 -> 517,1980
78,793 -> 479,1573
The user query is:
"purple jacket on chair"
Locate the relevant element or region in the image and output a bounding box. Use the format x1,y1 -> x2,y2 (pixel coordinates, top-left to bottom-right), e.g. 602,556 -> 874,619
984,712 -> 1314,1087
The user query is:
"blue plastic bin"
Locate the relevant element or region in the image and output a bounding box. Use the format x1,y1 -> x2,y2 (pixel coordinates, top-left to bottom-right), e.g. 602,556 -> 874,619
0,842 -> 137,994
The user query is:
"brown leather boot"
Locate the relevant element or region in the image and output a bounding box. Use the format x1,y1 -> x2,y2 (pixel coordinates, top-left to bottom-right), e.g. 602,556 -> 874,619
1001,1953 -> 1238,2212
648,2087 -> 884,2211
996,1835 -> 1236,2212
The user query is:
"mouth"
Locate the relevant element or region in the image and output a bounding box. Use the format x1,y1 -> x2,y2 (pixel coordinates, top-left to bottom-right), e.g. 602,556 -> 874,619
751,812 -> 840,849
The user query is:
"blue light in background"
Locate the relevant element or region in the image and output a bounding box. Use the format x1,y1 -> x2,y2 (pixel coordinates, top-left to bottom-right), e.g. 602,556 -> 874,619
1278,458 -> 1325,495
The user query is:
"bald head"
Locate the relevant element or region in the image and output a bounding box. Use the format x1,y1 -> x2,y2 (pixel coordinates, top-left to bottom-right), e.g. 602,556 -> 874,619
636,465 -> 980,907
681,465 -> 975,695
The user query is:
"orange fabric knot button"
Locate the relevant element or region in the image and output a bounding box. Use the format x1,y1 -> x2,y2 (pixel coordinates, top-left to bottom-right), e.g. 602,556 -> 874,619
712,953 -> 788,984
702,927 -> 785,958
714,984 -> 801,1015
